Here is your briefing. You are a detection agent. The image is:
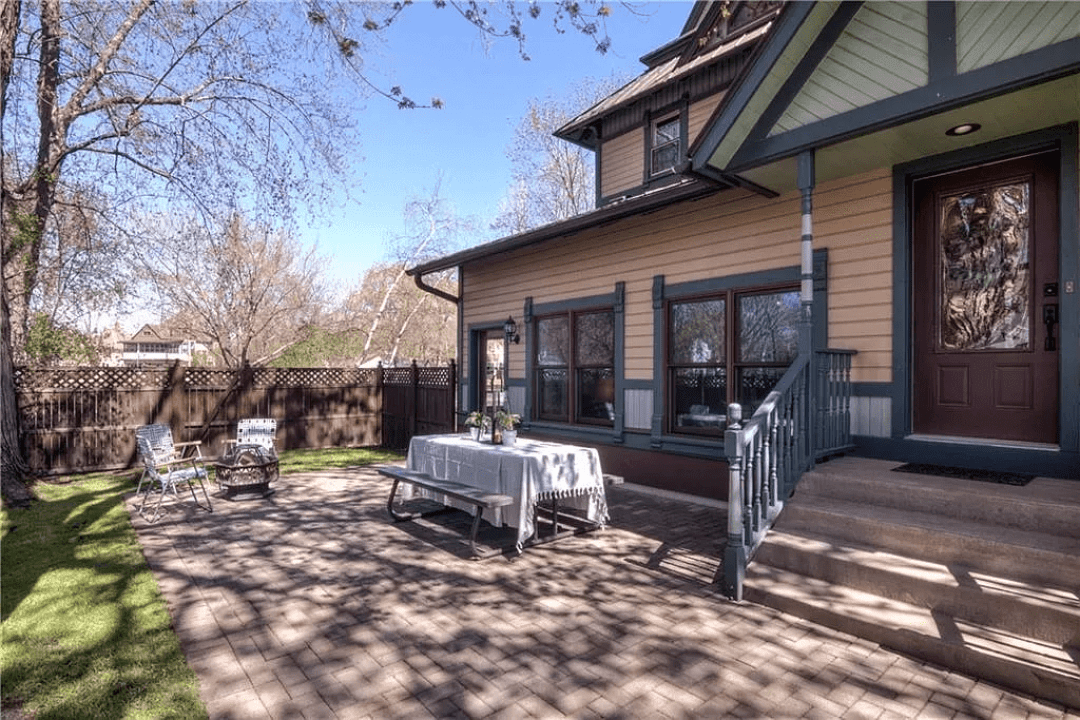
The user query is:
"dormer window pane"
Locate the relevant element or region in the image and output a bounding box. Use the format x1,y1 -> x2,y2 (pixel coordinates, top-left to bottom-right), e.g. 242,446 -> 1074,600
651,116 -> 681,175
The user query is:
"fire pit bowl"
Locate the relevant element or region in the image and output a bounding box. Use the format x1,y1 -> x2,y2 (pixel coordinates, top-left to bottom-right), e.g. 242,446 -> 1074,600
214,444 -> 278,500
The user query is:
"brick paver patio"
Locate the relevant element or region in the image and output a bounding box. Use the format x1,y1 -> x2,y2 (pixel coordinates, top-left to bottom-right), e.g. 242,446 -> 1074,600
129,467 -> 1079,719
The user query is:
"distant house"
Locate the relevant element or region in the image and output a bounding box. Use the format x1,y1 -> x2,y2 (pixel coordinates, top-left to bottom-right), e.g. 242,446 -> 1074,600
117,324 -> 213,367
408,0 -> 1079,494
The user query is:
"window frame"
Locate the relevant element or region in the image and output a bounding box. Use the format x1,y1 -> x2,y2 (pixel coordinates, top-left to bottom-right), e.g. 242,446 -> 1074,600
533,306 -> 615,427
649,113 -> 682,177
666,282 -> 800,436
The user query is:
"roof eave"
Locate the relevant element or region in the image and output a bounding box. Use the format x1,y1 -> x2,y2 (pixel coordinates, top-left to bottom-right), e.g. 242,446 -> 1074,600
408,179 -> 730,277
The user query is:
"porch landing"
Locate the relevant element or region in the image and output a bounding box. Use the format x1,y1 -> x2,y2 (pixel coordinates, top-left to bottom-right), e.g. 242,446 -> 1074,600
746,456 -> 1080,710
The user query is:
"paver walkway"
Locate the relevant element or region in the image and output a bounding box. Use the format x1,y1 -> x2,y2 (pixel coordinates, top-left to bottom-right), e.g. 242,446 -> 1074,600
129,467 -> 1079,720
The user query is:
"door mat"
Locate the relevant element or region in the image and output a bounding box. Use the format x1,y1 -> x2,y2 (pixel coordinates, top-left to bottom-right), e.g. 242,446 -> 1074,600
891,463 -> 1034,486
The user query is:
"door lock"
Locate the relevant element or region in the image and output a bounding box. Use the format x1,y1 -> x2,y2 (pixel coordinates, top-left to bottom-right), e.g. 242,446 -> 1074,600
1043,303 -> 1058,351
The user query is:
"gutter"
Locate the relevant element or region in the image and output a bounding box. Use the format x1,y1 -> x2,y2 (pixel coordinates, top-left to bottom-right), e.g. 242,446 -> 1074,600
413,271 -> 459,305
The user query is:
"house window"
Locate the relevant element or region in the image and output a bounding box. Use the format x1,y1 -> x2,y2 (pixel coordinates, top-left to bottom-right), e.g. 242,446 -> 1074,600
669,287 -> 800,433
535,310 -> 615,425
651,115 -> 681,176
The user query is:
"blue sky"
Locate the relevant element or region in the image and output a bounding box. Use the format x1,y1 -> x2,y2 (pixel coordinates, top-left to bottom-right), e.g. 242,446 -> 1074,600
301,1 -> 693,290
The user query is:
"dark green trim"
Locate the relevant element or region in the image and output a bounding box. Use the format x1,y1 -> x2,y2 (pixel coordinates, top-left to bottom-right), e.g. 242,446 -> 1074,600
927,1 -> 956,84
613,282 -> 626,443
731,37 -> 1080,171
1057,123 -> 1079,452
593,126 -> 603,209
531,291 -> 615,316
747,3 -> 864,159
851,381 -> 893,397
852,437 -> 1080,481
891,123 -> 1079,454
651,275 -> 665,448
457,271 -> 466,412
523,297 -> 534,426
689,1 -> 818,171
663,252 -> 826,304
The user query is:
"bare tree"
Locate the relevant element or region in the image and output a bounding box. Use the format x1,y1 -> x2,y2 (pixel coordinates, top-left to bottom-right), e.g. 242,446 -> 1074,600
345,179 -> 469,364
493,76 -> 626,233
0,0 -> 617,498
142,214 -> 328,369
338,263 -> 457,366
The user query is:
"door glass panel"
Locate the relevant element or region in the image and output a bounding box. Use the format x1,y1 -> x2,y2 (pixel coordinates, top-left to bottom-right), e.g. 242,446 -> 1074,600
938,182 -> 1030,351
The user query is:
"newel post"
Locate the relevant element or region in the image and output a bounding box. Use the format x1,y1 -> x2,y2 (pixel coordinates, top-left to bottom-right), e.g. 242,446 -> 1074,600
723,402 -> 747,600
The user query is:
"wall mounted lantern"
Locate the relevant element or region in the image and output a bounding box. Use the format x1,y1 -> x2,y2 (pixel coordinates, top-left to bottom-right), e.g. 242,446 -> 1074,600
504,316 -> 520,344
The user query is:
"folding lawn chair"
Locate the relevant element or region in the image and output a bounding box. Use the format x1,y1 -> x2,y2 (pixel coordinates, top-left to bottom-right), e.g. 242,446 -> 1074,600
135,424 -> 213,522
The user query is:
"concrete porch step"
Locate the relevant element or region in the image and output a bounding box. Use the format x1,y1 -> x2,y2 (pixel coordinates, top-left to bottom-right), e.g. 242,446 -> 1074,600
753,530 -> 1080,646
745,564 -> 1080,710
776,497 -> 1080,589
797,460 -> 1080,539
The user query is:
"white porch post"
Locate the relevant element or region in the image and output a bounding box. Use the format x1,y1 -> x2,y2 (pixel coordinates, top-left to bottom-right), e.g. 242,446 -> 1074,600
798,150 -> 816,465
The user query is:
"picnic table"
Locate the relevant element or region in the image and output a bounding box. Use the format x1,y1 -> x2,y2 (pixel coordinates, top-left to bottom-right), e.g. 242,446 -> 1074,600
380,433 -> 617,557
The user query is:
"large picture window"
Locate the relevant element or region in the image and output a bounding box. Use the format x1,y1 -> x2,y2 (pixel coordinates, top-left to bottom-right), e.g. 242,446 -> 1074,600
535,309 -> 614,425
669,287 -> 799,434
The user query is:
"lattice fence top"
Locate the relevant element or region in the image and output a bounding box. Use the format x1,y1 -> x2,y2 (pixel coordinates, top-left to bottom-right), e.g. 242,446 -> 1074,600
16,364 -> 441,391
417,366 -> 453,387
14,366 -> 173,391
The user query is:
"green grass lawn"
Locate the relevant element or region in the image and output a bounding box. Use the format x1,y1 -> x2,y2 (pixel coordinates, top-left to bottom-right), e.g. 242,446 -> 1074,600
0,446 -> 403,720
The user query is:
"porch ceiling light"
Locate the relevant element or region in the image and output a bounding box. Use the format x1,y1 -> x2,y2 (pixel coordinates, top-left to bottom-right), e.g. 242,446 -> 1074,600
946,122 -> 981,137
504,316 -> 520,344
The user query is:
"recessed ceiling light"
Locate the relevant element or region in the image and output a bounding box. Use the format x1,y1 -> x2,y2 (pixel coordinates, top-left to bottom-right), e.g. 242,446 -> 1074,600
946,123 -> 981,137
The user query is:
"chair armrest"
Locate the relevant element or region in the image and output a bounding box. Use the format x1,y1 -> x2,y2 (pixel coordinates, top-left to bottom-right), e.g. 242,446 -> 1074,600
173,440 -> 203,459
154,456 -> 205,469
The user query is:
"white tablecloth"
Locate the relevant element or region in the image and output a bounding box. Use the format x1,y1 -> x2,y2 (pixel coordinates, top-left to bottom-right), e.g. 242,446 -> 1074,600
406,434 -> 609,549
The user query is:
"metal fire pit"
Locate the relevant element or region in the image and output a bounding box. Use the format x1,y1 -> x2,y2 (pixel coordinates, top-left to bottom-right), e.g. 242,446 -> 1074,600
214,444 -> 278,500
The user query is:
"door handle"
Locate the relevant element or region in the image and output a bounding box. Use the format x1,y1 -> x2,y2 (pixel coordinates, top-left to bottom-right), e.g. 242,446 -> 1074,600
1043,304 -> 1058,351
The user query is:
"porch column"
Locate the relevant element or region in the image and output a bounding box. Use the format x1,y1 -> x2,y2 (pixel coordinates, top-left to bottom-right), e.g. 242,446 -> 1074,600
798,150 -> 815,335
798,150 -> 816,466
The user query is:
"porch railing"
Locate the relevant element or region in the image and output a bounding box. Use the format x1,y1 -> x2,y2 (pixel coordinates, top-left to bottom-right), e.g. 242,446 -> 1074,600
721,349 -> 856,600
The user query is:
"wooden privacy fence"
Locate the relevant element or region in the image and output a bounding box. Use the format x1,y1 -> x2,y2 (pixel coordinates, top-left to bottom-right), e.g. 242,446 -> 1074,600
14,361 -> 457,476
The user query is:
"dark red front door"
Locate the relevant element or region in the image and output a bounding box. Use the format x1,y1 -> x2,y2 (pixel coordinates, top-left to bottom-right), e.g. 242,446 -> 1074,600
912,151 -> 1059,444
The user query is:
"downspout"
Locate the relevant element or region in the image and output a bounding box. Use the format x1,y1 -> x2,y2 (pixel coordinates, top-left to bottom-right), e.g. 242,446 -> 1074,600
410,267 -> 463,419
411,270 -> 460,305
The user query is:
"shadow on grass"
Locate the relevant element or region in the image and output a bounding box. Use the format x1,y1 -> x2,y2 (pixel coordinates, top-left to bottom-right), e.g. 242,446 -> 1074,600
1,472 -> 204,719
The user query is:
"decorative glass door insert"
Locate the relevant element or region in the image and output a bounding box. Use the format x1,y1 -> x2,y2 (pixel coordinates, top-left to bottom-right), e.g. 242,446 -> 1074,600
938,182 -> 1030,351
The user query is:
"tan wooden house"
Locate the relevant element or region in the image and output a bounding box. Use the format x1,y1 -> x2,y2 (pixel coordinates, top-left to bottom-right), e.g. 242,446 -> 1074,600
409,5 -> 1080,692
410,1 -> 1079,494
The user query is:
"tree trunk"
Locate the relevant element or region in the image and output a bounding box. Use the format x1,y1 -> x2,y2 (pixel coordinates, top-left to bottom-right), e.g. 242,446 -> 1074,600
1,284 -> 34,508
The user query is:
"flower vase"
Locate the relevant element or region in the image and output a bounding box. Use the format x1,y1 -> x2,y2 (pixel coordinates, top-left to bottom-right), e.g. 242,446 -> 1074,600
469,427 -> 481,441
501,429 -> 517,446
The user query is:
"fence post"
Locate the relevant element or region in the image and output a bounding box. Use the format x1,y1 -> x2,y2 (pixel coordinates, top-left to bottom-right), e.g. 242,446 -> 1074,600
376,362 -> 385,448
449,358 -> 457,432
410,359 -> 419,440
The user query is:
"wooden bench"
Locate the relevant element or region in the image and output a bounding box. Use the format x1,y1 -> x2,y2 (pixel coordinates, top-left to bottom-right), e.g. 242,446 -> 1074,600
376,465 -> 515,559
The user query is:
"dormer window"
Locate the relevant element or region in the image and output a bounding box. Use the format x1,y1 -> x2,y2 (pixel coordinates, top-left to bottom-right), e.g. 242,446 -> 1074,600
651,115 -> 682,176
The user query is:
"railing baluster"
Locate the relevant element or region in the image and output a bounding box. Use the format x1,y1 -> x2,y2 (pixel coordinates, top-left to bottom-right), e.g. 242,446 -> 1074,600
722,349 -> 857,600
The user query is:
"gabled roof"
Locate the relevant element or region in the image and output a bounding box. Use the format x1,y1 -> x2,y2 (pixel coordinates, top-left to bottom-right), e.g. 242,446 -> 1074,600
691,0 -> 1080,184
556,1 -> 783,149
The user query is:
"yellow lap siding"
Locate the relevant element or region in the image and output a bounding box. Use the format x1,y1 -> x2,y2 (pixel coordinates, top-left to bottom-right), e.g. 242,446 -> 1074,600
462,169 -> 896,389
